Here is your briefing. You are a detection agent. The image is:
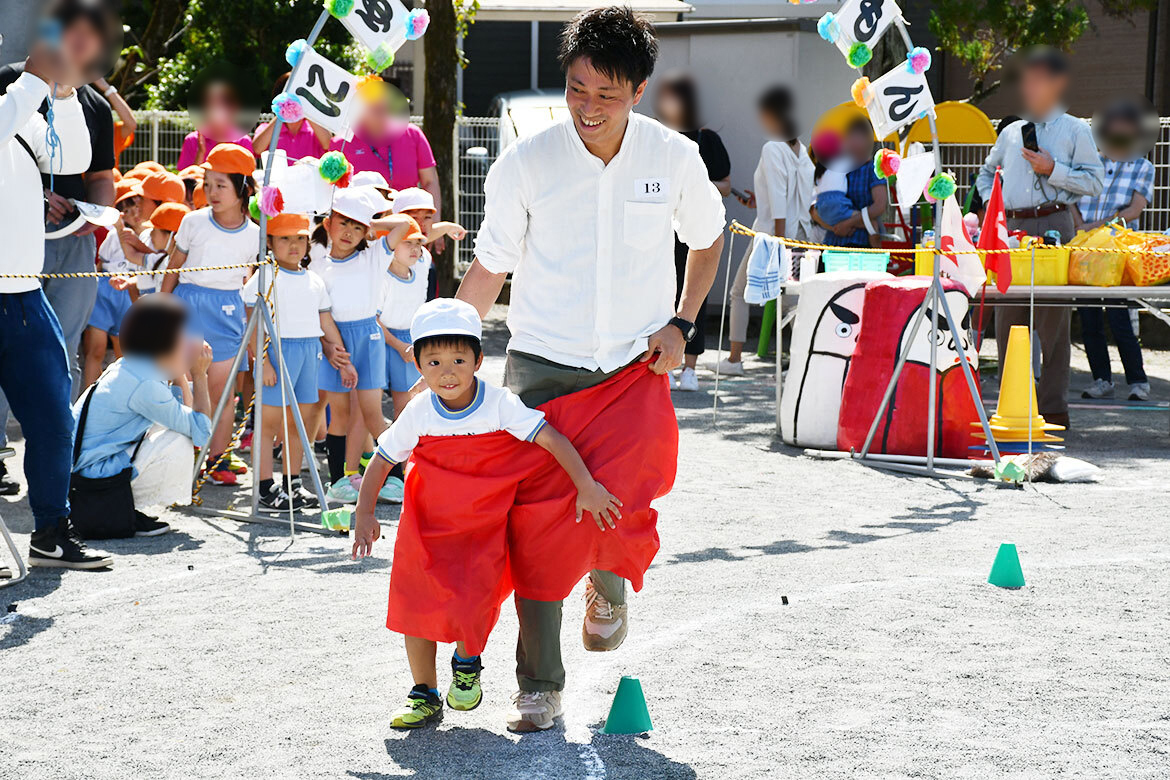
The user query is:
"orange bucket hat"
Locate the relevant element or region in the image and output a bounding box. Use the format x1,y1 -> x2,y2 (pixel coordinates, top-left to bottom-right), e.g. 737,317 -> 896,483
141,171 -> 186,204
202,144 -> 256,176
266,213 -> 312,237
149,203 -> 191,233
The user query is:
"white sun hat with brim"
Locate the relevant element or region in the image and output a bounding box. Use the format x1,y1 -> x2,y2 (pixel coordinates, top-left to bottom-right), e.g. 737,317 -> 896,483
410,298 -> 483,343
330,186 -> 391,226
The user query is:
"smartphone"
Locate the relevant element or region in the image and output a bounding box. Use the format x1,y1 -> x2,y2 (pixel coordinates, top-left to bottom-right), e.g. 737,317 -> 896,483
1020,122 -> 1039,153
731,187 -> 749,202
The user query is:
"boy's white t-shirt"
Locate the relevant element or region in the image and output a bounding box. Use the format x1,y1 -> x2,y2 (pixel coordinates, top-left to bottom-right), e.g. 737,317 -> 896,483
97,230 -> 132,274
174,208 -> 259,291
378,243 -> 432,331
314,244 -> 389,323
376,378 -> 547,464
241,267 -> 331,339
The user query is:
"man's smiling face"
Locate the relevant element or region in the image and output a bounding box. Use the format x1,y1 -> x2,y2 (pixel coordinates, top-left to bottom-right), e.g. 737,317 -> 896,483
564,57 -> 645,151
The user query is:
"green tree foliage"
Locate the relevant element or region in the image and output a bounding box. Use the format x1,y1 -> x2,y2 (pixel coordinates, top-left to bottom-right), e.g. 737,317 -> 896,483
928,0 -> 1156,104
131,0 -> 362,110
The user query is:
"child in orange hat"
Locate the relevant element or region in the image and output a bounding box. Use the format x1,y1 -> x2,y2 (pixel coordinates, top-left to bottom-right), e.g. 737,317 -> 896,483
241,213 -> 354,511
162,142 -> 259,486
138,171 -> 186,220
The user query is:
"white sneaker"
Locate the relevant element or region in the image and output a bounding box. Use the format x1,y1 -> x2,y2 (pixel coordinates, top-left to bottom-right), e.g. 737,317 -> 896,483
712,358 -> 745,377
677,366 -> 699,392
1128,382 -> 1150,401
1081,378 -> 1114,399
506,690 -> 564,733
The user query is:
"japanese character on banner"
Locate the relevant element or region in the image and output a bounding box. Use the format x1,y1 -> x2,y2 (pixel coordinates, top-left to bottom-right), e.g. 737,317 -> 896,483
817,0 -> 904,68
340,0 -> 429,71
285,46 -> 361,141
853,65 -> 935,140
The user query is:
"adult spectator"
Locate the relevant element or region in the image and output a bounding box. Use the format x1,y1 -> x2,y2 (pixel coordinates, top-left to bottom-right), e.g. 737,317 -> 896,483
252,73 -> 331,162
458,7 -> 724,731
722,86 -> 814,376
0,0 -> 121,494
1072,98 -> 1155,401
176,78 -> 254,169
976,47 -> 1104,428
813,117 -> 887,249
94,74 -> 135,168
654,71 -> 730,391
0,15 -> 111,568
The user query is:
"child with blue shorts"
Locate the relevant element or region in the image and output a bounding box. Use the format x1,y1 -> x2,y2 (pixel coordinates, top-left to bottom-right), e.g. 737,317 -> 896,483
312,187 -> 419,504
243,213 -> 354,512
161,143 -> 259,486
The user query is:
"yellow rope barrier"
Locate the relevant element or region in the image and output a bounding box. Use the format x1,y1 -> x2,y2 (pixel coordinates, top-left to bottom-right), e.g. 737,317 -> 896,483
729,220 -> 1170,256
0,260 -> 274,280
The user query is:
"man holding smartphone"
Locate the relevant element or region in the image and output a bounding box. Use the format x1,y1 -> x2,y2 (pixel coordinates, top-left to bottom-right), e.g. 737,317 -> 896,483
976,47 -> 1103,429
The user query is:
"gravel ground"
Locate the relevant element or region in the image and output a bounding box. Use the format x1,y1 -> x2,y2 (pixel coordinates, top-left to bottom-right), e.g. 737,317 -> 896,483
1,306 -> 1168,779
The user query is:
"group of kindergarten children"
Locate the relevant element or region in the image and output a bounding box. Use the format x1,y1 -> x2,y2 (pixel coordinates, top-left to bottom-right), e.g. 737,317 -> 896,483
88,143 -> 467,515
86,145 -> 674,731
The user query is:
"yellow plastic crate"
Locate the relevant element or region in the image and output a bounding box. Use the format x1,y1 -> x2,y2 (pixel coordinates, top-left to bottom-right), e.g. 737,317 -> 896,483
913,244 -> 1069,286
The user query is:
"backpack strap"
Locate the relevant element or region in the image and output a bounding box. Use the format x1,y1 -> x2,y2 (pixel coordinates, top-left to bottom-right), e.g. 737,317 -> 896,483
13,133 -> 37,167
72,383 -> 98,469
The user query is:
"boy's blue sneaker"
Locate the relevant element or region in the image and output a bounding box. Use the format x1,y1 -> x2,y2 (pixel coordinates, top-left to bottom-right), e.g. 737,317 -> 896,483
377,476 -> 405,505
447,655 -> 483,711
391,684 -> 444,729
326,474 -> 361,504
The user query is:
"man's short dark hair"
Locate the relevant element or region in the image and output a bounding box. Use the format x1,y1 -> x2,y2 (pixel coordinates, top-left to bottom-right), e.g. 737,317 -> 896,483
120,293 -> 188,359
412,335 -> 483,367
559,6 -> 659,88
1022,46 -> 1069,77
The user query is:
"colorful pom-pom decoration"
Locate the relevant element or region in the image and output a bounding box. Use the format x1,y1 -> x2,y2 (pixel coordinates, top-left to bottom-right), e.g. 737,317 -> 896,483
847,42 -> 872,68
248,196 -> 262,222
335,166 -> 353,189
259,186 -> 284,218
405,9 -> 430,41
318,151 -> 350,184
366,43 -> 396,72
356,74 -> 384,103
286,39 -> 309,68
927,172 -> 957,201
850,77 -> 870,108
272,93 -> 305,123
325,0 -> 355,18
874,148 -> 901,180
906,47 -> 932,75
817,13 -> 839,42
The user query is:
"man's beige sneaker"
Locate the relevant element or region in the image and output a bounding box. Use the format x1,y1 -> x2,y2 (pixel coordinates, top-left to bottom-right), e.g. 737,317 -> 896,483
582,578 -> 628,651
506,690 -> 563,732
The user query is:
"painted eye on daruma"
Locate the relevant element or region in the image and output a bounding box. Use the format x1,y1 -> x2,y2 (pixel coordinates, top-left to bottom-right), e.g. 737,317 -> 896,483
835,323 -> 852,338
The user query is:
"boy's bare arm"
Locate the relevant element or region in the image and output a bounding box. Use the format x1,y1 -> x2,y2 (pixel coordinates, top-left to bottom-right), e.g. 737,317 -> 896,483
352,455 -> 391,558
533,425 -> 622,530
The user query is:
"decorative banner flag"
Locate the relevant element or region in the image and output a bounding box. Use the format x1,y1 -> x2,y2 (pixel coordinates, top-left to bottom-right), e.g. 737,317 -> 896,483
340,0 -> 421,70
857,64 -> 935,139
266,156 -> 337,216
819,0 -> 904,66
938,195 -> 986,296
285,46 -> 362,141
978,167 -> 1012,292
894,152 -> 935,210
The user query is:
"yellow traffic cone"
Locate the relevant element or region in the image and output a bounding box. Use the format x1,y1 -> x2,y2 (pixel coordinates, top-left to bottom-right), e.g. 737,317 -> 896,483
972,325 -> 1064,442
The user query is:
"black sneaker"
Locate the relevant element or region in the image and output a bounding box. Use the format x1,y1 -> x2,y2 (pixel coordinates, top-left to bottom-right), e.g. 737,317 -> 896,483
258,483 -> 305,513
28,519 -> 113,570
0,462 -> 19,496
287,478 -> 320,509
313,440 -> 328,456
133,511 -> 171,537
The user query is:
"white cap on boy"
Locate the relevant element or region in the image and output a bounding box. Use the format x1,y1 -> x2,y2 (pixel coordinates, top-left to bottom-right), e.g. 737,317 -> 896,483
331,186 -> 390,227
392,187 -> 436,214
410,298 -> 482,343
352,170 -> 392,193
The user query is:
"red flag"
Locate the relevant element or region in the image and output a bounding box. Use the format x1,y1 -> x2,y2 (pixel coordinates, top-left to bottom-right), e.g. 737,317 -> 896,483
978,167 -> 1012,293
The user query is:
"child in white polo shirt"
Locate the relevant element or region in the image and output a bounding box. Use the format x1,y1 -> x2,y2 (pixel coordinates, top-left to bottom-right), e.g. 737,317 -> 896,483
242,213 -> 354,512
351,299 -> 621,730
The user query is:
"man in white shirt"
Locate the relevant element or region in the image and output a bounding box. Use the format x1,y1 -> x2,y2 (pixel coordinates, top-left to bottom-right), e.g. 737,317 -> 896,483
0,34 -> 112,571
457,7 -> 725,732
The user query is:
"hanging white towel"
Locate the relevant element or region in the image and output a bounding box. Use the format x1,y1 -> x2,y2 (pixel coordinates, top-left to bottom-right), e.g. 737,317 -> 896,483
744,233 -> 786,304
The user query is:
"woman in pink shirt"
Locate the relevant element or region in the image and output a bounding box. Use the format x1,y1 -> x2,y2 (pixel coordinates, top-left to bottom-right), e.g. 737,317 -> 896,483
177,79 -> 255,168
252,73 -> 332,161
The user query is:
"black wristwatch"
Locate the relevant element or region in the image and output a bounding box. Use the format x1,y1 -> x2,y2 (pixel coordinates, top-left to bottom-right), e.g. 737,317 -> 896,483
668,316 -> 698,342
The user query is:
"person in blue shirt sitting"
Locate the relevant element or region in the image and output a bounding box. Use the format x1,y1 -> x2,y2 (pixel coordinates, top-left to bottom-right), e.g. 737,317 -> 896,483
67,294 -> 214,543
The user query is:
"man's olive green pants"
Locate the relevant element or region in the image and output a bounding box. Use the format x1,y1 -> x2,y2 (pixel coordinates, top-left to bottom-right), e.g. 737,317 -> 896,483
504,350 -> 629,692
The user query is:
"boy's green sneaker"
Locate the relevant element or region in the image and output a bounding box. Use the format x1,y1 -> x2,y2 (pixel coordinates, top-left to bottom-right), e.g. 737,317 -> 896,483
377,476 -> 405,504
447,654 -> 483,711
326,474 -> 361,504
391,685 -> 444,730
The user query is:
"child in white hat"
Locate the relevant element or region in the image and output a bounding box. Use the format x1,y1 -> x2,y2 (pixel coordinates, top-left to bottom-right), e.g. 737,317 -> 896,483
352,298 -> 620,730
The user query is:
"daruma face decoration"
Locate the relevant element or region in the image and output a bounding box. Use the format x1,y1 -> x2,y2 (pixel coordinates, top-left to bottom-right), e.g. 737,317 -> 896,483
780,271 -> 891,449
836,277 -> 981,458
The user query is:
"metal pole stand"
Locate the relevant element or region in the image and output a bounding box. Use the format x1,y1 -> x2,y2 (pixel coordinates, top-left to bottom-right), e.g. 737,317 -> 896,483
0,448 -> 27,587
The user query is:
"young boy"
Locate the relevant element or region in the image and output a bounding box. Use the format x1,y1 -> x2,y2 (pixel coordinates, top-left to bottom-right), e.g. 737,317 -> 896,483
352,298 -> 622,729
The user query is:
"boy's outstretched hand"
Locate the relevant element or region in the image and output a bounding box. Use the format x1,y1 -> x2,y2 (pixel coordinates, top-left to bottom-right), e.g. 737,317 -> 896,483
352,510 -> 381,558
576,480 -> 622,531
